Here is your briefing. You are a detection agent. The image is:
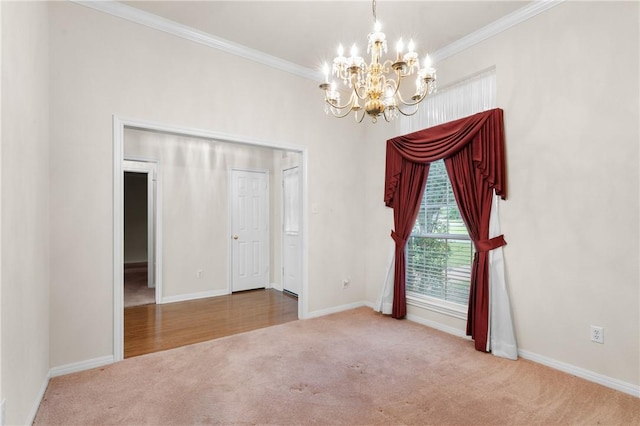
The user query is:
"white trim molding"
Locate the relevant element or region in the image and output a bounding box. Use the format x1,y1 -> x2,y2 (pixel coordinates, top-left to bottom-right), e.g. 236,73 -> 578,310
518,349 -> 640,398
49,355 -> 115,378
26,375 -> 50,426
403,306 -> 639,398
71,0 -> 563,81
432,0 -> 565,63
306,301 -> 368,319
161,289 -> 229,305
405,309 -> 638,397
406,312 -> 472,340
406,294 -> 468,321
71,0 -> 319,81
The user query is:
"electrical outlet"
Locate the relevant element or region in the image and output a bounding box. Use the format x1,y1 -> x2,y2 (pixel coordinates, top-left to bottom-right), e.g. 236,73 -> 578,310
342,278 -> 350,289
591,326 -> 604,344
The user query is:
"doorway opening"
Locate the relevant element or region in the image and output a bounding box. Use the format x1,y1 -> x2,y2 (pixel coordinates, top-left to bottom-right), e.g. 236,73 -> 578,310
113,117 -> 307,362
123,160 -> 158,309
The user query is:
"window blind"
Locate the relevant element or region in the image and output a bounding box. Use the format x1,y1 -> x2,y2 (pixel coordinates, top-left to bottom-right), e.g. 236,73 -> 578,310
406,160 -> 474,306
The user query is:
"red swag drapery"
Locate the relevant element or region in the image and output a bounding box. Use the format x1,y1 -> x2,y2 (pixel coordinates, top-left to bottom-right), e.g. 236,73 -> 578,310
384,108 -> 507,352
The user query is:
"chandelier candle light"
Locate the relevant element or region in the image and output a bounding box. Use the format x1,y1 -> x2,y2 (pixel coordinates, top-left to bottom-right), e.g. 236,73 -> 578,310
319,0 -> 437,123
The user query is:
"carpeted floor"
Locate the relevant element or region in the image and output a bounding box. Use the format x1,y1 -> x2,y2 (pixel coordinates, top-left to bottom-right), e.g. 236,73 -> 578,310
35,307 -> 640,425
124,263 -> 155,308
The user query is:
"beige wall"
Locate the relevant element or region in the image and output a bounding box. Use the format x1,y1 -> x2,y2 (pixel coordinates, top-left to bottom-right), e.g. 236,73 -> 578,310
2,3 -> 634,422
365,1 -> 639,387
48,1 -> 365,368
1,1 -> 50,424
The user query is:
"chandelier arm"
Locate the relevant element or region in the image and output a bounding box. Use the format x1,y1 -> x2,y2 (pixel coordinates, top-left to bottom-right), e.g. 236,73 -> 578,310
353,85 -> 369,101
326,104 -> 356,119
325,94 -> 357,111
383,77 -> 399,99
395,88 -> 427,107
351,73 -> 369,101
381,59 -> 395,73
395,104 -> 421,117
325,92 -> 362,119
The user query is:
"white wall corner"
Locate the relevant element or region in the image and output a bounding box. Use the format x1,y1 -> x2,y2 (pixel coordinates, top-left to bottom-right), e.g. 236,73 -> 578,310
25,373 -> 50,426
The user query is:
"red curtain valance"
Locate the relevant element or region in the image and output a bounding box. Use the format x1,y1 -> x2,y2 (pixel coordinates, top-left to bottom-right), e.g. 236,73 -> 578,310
383,108 -> 507,353
385,108 -> 507,208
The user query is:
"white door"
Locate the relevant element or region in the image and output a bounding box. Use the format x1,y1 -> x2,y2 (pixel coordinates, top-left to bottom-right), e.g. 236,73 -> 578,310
282,167 -> 301,295
231,169 -> 269,292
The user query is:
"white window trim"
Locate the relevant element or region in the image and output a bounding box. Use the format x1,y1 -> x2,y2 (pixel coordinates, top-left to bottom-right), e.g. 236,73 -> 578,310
406,292 -> 468,320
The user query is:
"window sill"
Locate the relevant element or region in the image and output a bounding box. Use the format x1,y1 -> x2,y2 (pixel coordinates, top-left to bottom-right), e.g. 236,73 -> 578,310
406,293 -> 468,320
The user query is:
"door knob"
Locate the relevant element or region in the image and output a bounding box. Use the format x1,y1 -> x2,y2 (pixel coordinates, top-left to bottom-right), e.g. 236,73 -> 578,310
233,235 -> 239,240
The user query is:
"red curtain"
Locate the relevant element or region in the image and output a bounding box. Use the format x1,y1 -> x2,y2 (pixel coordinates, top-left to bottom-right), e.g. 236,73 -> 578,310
384,108 -> 507,352
387,159 -> 429,319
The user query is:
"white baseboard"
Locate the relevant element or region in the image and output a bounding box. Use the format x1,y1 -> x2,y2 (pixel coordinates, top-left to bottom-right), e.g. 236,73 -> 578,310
306,301 -> 368,319
49,355 -> 114,378
161,289 -> 227,304
406,312 -> 472,340
404,311 -> 638,398
518,349 -> 640,398
26,373 -> 50,426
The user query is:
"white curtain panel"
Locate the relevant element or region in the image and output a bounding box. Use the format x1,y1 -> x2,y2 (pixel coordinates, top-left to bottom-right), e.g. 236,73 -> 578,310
376,245 -> 395,315
379,68 -> 517,359
488,193 -> 517,359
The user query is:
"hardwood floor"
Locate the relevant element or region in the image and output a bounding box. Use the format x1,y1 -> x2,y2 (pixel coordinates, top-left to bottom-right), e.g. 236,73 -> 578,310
124,289 -> 298,358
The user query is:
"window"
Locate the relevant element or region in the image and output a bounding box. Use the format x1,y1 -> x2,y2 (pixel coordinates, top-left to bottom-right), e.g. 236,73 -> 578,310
406,159 -> 474,307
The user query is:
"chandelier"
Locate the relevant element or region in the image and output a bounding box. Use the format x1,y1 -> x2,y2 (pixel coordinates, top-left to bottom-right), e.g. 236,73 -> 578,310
319,0 -> 437,123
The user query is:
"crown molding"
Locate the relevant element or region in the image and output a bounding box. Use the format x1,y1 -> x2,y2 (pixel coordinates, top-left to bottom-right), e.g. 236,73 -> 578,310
432,0 -> 565,63
72,0 -> 564,81
71,0 -> 322,81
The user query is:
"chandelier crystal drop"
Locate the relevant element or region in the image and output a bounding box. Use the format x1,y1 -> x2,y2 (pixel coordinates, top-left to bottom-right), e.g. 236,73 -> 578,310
319,0 -> 437,123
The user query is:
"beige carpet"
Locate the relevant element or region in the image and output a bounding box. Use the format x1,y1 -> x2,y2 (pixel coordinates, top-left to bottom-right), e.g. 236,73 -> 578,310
35,308 -> 639,425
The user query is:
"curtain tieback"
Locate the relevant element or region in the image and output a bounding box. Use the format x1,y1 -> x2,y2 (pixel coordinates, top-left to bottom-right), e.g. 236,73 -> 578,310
475,235 -> 507,252
390,230 -> 406,246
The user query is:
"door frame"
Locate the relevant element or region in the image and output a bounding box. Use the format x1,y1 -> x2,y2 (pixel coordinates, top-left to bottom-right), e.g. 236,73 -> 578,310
123,159 -> 160,296
281,165 -> 301,295
113,115 -> 308,362
228,168 -> 270,294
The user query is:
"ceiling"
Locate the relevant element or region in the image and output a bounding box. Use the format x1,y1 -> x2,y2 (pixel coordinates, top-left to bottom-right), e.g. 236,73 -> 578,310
122,1 -> 530,71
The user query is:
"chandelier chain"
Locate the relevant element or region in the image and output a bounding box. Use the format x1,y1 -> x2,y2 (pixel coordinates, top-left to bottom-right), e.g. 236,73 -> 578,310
372,0 -> 377,23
